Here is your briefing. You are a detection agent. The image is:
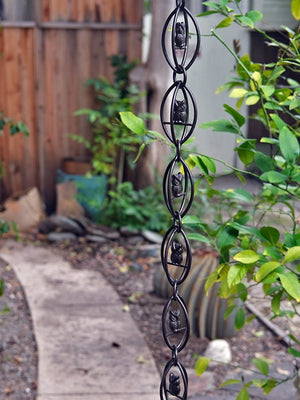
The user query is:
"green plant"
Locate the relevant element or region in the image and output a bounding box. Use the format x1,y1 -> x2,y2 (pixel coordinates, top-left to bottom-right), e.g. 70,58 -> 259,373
120,0 -> 300,395
69,55 -> 145,186
101,181 -> 170,233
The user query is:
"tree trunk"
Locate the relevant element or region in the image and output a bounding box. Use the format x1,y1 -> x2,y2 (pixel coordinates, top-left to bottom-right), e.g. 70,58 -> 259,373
129,0 -> 173,189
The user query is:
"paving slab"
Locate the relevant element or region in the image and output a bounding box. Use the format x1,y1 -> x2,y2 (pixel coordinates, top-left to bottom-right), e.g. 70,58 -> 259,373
0,241 -> 160,400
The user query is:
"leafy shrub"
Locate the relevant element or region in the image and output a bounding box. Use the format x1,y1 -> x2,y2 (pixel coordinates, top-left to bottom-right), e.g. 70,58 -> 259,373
101,181 -> 170,233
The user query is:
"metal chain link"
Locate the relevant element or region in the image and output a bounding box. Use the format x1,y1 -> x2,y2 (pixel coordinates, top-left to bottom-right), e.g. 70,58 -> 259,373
160,2 -> 200,399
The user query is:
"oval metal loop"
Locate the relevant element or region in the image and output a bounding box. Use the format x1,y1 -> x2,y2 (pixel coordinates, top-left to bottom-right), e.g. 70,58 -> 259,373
173,68 -> 187,86
176,0 -> 185,7
160,359 -> 188,400
161,226 -> 191,286
161,5 -> 200,72
163,157 -> 194,218
160,83 -> 197,145
161,294 -> 190,352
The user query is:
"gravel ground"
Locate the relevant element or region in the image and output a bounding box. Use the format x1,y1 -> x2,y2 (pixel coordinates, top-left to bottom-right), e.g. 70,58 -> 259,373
0,234 -> 297,399
0,258 -> 37,399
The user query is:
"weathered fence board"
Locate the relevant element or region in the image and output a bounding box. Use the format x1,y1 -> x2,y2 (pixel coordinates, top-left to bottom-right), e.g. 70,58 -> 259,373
41,0 -> 142,23
0,1 -> 143,211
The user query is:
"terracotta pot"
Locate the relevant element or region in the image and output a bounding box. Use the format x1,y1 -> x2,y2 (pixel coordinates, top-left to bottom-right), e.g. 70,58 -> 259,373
61,158 -> 91,175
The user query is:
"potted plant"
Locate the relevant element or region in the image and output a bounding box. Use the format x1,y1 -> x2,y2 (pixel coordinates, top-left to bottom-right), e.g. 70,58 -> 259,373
59,55 -> 144,221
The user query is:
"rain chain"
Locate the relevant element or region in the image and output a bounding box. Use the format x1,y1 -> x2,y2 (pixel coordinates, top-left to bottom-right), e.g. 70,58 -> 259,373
160,1 -> 200,399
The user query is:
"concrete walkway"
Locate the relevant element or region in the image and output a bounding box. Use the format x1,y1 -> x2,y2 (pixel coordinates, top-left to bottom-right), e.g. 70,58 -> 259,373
0,240 -> 160,400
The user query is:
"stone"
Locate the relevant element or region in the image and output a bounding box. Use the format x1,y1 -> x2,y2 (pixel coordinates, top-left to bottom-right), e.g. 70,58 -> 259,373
204,339 -> 232,365
44,215 -> 84,236
119,226 -> 140,237
86,225 -> 120,240
48,232 -> 77,242
142,230 -> 163,244
85,235 -> 108,244
0,187 -> 45,232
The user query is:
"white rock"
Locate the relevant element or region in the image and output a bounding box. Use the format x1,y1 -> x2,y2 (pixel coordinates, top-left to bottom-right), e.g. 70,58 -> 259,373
204,339 -> 232,365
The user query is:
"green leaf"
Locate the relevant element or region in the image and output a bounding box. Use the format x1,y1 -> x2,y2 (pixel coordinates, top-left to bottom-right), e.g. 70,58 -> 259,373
255,262 -> 281,282
183,215 -> 203,226
237,282 -> 248,301
260,226 -> 280,245
205,269 -> 219,293
229,88 -> 248,98
269,66 -> 286,82
218,226 -> 238,248
199,119 -> 239,134
283,246 -> 300,263
270,114 -> 287,130
292,0 -> 300,20
219,379 -> 241,388
187,233 -> 211,244
253,151 -> 275,173
260,85 -> 275,98
199,155 -> 216,174
133,143 -> 146,163
195,357 -> 210,376
260,171 -> 287,184
271,290 -> 282,315
288,347 -> 300,357
289,97 -> 300,110
263,379 -> 277,394
253,357 -> 269,376
224,304 -> 236,319
237,15 -> 254,28
227,264 -> 247,287
245,10 -> 263,23
223,104 -> 246,127
202,1 -> 221,10
216,16 -> 234,29
194,156 -> 208,175
119,112 -> 146,135
278,272 -> 300,301
260,137 -> 279,145
229,222 -> 265,240
279,126 -> 300,163
236,142 -> 255,165
234,172 -> 246,184
236,387 -> 249,400
235,308 -> 245,330
223,188 -> 253,203
252,378 -> 268,388
147,130 -> 167,142
0,279 -> 4,296
245,95 -> 260,105
233,250 -> 260,264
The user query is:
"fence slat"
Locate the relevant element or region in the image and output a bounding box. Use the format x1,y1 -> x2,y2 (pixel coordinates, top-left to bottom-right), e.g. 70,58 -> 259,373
0,2 -> 142,211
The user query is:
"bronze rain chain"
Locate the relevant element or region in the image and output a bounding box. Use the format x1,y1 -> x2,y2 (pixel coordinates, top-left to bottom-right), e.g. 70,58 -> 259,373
160,1 -> 200,399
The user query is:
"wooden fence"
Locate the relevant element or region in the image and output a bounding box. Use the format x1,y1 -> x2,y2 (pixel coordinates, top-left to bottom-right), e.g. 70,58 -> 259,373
0,0 -> 143,212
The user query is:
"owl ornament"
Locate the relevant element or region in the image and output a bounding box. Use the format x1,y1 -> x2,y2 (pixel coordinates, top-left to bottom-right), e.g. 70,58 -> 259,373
169,373 -> 181,396
171,241 -> 183,265
173,100 -> 187,124
171,172 -> 184,198
174,22 -> 186,49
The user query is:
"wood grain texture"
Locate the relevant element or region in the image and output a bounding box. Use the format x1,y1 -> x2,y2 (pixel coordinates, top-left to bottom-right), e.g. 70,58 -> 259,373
0,1 -> 142,211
